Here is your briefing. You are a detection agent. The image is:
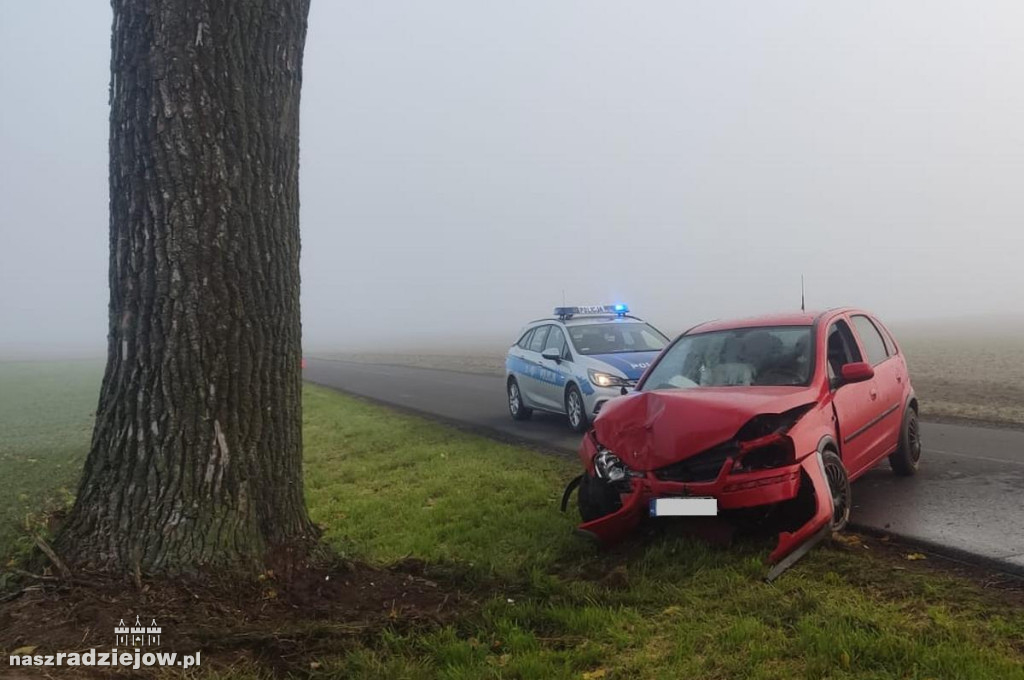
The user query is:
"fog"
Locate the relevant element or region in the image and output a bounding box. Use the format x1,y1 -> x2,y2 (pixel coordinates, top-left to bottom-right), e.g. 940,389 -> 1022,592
2,1 -> 1023,357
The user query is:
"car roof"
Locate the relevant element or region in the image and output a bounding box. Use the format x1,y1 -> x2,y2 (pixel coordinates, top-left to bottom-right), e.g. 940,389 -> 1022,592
526,315 -> 647,327
687,310 -> 841,334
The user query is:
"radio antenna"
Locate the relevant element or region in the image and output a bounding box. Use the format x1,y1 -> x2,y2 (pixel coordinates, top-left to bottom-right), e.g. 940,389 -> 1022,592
800,275 -> 805,312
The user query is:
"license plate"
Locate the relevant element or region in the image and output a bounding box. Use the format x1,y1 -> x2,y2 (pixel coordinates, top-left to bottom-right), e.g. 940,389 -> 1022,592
649,497 -> 718,517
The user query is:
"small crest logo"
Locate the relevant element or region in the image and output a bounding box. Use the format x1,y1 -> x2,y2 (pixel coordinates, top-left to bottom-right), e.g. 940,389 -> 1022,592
115,615 -> 161,648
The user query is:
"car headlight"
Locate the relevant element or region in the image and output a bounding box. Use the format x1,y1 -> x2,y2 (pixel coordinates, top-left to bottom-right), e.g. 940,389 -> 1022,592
594,448 -> 629,483
589,369 -> 629,388
735,404 -> 814,440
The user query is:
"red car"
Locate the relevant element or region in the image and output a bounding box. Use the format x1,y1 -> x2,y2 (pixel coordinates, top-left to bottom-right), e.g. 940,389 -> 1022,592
566,308 -> 921,574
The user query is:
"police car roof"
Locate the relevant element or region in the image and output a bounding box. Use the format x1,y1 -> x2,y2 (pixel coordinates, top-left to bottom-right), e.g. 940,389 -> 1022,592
527,314 -> 645,326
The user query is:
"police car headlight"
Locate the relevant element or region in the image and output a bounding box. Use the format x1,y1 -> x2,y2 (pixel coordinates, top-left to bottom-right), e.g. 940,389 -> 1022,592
589,369 -> 629,388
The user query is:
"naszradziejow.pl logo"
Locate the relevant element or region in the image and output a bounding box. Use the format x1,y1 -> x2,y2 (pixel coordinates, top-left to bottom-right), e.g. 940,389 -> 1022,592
7,614 -> 201,669
114,615 -> 162,647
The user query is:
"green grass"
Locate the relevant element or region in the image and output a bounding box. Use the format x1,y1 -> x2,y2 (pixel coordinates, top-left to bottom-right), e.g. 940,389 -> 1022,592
0,360 -> 102,558
303,386 -> 583,576
2,367 -> 1023,678
304,386 -> 1024,679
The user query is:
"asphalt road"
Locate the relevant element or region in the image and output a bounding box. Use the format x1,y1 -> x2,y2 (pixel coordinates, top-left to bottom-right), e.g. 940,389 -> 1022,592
305,357 -> 1024,574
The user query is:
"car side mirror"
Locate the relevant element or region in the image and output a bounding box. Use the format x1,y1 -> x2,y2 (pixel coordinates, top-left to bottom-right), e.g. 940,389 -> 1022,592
541,349 -> 562,362
840,361 -> 874,383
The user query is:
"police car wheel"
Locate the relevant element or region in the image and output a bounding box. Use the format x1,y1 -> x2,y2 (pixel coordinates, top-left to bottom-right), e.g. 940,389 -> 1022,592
507,378 -> 532,420
565,384 -> 588,432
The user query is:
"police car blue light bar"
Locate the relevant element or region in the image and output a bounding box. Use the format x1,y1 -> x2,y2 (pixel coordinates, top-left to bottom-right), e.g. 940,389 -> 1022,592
554,304 -> 629,319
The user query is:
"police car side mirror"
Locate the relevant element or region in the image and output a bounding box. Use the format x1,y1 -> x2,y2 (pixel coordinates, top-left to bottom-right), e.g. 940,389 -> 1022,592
541,349 -> 562,362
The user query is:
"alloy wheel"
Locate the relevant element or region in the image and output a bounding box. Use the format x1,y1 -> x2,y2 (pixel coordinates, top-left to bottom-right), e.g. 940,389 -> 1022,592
568,391 -> 583,428
908,417 -> 922,463
508,382 -> 521,416
823,456 -> 850,530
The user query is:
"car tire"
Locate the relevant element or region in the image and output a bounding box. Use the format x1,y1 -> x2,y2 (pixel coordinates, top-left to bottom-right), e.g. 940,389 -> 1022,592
507,378 -> 532,421
888,406 -> 921,476
578,472 -> 622,522
821,450 -> 851,532
565,384 -> 589,433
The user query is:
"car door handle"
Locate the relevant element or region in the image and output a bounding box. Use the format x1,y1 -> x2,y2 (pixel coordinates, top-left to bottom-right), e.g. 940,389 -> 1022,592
869,389 -> 878,400
896,375 -> 902,383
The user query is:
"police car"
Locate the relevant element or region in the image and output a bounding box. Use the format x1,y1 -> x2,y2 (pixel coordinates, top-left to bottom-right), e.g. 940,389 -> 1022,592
506,305 -> 670,432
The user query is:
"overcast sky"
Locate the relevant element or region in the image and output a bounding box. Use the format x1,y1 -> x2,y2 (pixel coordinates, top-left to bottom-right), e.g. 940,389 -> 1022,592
2,1 -> 1023,355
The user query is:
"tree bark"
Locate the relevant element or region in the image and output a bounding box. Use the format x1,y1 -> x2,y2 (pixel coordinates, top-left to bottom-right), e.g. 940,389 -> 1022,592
56,0 -> 316,574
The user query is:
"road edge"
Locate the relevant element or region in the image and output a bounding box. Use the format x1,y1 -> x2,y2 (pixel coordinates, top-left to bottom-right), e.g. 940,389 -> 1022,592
304,378 -> 576,461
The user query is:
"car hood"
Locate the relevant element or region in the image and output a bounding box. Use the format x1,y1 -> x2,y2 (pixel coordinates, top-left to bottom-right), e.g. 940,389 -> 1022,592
592,386 -> 817,470
587,351 -> 661,380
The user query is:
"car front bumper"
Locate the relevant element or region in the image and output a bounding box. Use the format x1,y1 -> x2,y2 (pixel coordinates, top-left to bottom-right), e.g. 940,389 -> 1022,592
583,384 -> 632,415
574,444 -> 834,565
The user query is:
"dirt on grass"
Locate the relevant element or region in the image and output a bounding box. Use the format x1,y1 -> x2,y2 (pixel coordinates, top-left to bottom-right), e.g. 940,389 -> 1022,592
828,531 -> 1024,606
0,557 -> 472,677
559,521 -> 1024,609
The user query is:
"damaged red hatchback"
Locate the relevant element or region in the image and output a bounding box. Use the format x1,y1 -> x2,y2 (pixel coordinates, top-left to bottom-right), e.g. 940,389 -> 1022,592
565,309 -> 921,574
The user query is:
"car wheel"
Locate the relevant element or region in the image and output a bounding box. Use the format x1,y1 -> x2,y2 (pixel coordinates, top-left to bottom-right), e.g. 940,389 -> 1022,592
821,451 -> 851,532
578,472 -> 622,521
565,384 -> 589,433
507,378 -> 532,421
888,406 -> 921,476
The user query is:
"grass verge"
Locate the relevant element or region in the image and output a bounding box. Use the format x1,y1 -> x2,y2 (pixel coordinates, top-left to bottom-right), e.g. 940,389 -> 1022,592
1,367 -> 1022,678
0,360 -> 101,560
299,386 -> 1024,680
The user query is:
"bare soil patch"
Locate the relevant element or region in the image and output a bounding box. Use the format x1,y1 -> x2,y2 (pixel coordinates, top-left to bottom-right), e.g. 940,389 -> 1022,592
0,557 -> 471,677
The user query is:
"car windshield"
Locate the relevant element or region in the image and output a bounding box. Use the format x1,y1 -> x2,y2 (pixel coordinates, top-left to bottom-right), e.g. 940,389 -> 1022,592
566,322 -> 668,355
641,326 -> 813,389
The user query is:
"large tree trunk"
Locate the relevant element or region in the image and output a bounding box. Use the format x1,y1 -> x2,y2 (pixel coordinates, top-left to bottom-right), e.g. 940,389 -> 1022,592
56,0 -> 316,574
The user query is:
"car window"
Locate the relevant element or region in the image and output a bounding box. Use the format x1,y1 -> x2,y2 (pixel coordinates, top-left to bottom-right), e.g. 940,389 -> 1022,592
567,322 -> 667,355
545,326 -> 569,359
527,325 -> 550,353
826,320 -> 863,382
640,326 -> 813,389
516,329 -> 534,349
876,319 -> 898,356
851,315 -> 889,366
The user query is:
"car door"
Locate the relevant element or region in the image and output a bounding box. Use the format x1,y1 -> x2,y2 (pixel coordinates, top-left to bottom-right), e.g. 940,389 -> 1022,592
537,325 -> 572,410
850,314 -> 904,459
508,326 -> 536,397
519,324 -> 551,408
825,317 -> 882,477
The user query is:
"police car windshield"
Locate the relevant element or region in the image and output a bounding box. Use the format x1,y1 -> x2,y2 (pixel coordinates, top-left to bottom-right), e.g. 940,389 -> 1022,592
641,326 -> 813,390
567,323 -> 667,356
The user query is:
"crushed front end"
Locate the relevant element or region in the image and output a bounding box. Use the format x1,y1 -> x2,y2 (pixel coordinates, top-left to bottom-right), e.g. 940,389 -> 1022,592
563,390 -> 836,573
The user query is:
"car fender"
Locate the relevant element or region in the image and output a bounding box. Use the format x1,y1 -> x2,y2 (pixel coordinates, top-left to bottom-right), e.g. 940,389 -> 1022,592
564,379 -> 583,401
816,433 -> 839,458
578,431 -> 599,473
768,450 -> 835,565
